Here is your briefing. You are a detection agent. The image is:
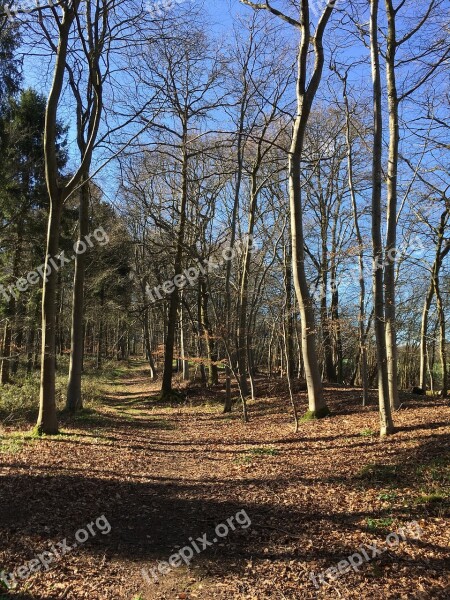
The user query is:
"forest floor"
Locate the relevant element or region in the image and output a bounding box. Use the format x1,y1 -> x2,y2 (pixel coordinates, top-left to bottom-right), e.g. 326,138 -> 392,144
0,361 -> 449,600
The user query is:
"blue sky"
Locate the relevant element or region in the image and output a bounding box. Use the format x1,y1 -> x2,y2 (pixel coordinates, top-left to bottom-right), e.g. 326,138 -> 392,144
19,0 -> 449,218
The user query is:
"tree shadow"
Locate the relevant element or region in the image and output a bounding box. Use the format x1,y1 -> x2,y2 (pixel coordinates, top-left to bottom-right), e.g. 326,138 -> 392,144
0,463 -> 448,599
1,383 -> 449,598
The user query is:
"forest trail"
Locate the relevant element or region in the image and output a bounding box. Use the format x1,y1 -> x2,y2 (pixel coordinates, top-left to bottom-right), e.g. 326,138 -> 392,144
2,2 -> 449,598
1,362 -> 449,599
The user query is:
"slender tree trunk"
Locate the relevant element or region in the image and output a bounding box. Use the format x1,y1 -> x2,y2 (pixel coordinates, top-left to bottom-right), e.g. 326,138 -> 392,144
285,0 -> 335,417
290,148 -> 328,416
243,0 -> 335,419
56,280 -> 64,357
37,4 -> 79,434
26,312 -> 37,375
330,263 -> 343,382
67,176 -> 89,411
200,279 -> 218,386
342,72 -> 369,404
161,254 -> 181,393
420,283 -> 434,392
268,320 -> 276,378
384,0 -> 400,410
320,230 -> 335,382
144,309 -> 157,380
96,287 -> 105,369
294,305 -> 304,379
196,285 -> 207,386
25,303 -> 39,375
284,241 -> 295,377
429,323 -> 438,394
11,290 -> 25,375
237,171 -> 259,397
370,0 -> 394,435
37,195 -> 63,434
434,272 -> 447,397
161,126 -> 188,397
179,300 -> 189,381
283,240 -> 299,430
0,316 -> 12,384
224,79 -> 246,413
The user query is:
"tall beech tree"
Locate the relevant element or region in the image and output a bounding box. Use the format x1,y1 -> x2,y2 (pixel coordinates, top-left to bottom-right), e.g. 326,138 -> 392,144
29,0 -> 148,429
370,0 -> 395,435
35,0 -> 106,433
241,0 -> 335,417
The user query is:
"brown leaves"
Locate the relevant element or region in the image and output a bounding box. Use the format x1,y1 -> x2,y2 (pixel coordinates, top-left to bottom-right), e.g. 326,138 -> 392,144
1,366 -> 449,598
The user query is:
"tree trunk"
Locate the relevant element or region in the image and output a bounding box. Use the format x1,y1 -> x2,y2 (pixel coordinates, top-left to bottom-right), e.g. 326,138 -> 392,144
419,283 -> 434,392
284,0 -> 335,418
237,173 -> 259,397
320,230 -> 335,382
330,263 -> 343,382
342,72 -> 369,404
200,279 -> 218,386
37,195 -> 63,434
223,74 -> 246,412
384,0 -> 400,410
161,127 -> 188,397
1,230 -> 23,383
0,317 -> 12,384
370,0 -> 394,436
37,4 -> 79,434
290,148 -> 328,416
434,272 -> 447,397
179,300 -> 189,381
97,288 -> 104,369
284,241 -> 295,377
11,289 -> 25,375
26,304 -> 39,375
67,176 -> 89,411
419,210 -> 450,391
144,309 -> 157,380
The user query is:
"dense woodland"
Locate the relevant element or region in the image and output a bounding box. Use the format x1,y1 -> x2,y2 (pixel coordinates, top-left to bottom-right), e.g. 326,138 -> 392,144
0,2 -> 449,597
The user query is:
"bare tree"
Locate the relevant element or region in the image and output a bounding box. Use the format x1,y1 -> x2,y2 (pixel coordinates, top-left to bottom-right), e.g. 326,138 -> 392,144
30,0 -> 145,431
383,0 -> 449,410
37,0 -> 96,433
370,0 -> 395,435
241,0 -> 335,417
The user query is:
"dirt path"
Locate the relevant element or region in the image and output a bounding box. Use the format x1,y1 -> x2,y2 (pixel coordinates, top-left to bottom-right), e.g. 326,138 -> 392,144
1,362 -> 449,599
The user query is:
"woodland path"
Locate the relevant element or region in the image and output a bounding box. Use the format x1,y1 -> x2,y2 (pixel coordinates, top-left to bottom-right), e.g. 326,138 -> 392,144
1,361 -> 449,599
